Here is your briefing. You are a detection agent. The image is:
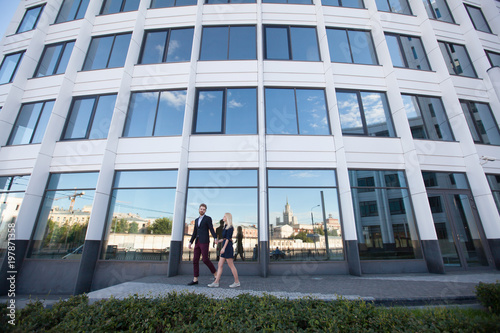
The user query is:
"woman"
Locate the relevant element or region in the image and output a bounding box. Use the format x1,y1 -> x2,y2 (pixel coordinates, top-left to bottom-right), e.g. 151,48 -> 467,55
208,213 -> 240,288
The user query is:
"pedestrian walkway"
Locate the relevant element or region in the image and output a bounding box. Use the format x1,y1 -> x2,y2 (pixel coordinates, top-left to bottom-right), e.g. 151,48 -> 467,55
3,270 -> 499,309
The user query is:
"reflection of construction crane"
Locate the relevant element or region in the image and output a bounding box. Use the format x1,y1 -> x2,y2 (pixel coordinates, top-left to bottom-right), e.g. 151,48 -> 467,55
55,190 -> 85,212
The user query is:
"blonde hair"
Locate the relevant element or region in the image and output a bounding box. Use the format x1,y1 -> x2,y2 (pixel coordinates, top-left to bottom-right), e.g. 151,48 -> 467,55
224,212 -> 233,228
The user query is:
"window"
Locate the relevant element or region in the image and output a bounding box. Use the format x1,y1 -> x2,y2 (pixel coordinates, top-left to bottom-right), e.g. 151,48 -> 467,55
206,0 -> 255,3
62,94 -> 117,140
263,0 -> 311,3
138,28 -> 194,64
422,0 -> 454,23
439,41 -> 477,78
0,176 -> 30,265
194,88 -> 257,134
402,94 -> 454,141
465,4 -> 492,33
486,174 -> 500,214
28,172 -> 98,259
151,0 -> 197,7
375,0 -> 411,15
422,171 -> 469,190
55,0 -> 90,23
265,88 -> 330,135
17,5 -> 44,33
82,33 -> 132,71
264,26 -> 320,61
0,51 -> 24,85
268,169 -> 343,262
200,26 -> 256,61
100,0 -> 140,14
34,40 -> 75,77
123,90 -> 186,137
8,100 -> 55,145
349,170 -> 420,260
460,100 -> 500,145
322,0 -> 364,8
103,170 -> 177,260
486,51 -> 500,67
184,170 -> 258,262
336,90 -> 396,137
385,33 -> 431,70
326,28 -> 378,65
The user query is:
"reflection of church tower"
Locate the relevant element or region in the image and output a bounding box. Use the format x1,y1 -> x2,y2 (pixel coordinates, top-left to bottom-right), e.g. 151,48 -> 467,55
277,197 -> 298,226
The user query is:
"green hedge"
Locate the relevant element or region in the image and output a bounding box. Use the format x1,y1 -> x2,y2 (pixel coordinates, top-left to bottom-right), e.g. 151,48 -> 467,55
1,292 -> 499,332
476,281 -> 500,314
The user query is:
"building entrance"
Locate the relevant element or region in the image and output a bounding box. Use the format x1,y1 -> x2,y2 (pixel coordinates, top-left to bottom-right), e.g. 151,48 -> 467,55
428,190 -> 491,269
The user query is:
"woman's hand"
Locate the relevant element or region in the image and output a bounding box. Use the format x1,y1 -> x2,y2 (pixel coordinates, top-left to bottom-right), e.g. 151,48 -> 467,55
221,248 -> 225,254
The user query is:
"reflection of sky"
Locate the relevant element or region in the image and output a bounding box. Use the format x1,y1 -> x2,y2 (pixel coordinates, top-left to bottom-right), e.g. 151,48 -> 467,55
268,169 -> 336,187
48,190 -> 96,211
337,92 -> 362,129
110,189 -> 175,220
268,188 -> 340,225
361,92 -> 388,126
402,95 -> 419,119
185,188 -> 258,226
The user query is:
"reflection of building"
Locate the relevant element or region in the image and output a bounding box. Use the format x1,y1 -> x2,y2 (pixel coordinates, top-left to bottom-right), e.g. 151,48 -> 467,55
185,221 -> 258,239
48,206 -> 91,226
276,199 -> 298,226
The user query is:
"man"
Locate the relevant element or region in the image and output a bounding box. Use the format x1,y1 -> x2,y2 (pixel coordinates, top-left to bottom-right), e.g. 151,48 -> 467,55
187,203 -> 218,285
215,219 -> 224,260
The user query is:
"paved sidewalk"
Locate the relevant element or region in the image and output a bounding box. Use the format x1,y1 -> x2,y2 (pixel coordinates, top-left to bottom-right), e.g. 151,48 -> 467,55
3,270 -> 499,308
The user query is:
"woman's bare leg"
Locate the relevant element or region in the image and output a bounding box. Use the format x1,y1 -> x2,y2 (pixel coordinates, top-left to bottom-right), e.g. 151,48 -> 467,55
214,258 -> 225,284
225,258 -> 239,283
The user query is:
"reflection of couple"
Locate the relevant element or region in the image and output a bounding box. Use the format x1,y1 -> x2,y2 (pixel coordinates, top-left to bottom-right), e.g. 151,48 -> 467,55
216,223 -> 244,261
187,204 -> 240,288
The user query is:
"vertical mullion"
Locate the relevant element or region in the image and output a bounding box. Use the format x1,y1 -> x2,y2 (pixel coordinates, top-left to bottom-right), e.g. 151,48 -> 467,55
414,95 -> 431,139
53,42 -> 66,75
105,35 -> 117,69
294,88 -> 300,134
221,89 -> 227,134
163,29 -> 170,63
152,92 -> 161,136
345,29 -> 354,63
74,0 -> 83,20
357,91 -> 368,135
287,26 -> 293,60
227,26 -> 231,60
397,35 -> 409,68
30,102 -> 46,143
86,96 -> 99,139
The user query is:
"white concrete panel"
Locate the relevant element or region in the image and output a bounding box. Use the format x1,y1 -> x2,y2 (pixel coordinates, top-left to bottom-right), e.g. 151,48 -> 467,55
92,12 -> 137,36
131,64 -> 190,90
431,21 -> 467,43
202,4 -> 258,25
379,14 -> 421,35
476,145 -> 500,173
45,21 -> 82,44
1,32 -> 33,53
0,145 -> 40,175
322,8 -> 370,29
266,135 -> 336,165
264,61 -> 325,86
22,76 -> 65,101
395,69 -> 441,96
73,68 -> 124,95
262,4 -> 317,24
188,136 -> 259,168
115,137 -> 183,169
479,33 -> 500,53
145,7 -> 198,29
51,140 -> 107,170
196,61 -> 258,85
343,137 -> 404,167
451,76 -> 489,101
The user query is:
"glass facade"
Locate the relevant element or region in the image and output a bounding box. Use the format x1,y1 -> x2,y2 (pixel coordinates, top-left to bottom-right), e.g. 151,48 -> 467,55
385,33 -> 431,70
264,26 -> 320,61
464,4 -> 492,33
0,51 -> 24,85
439,42 -> 477,78
326,28 -> 378,65
184,170 -> 258,262
83,33 -> 132,71
34,41 -> 75,77
422,0 -> 454,23
200,26 -> 256,61
8,100 -> 55,145
139,28 -> 194,64
28,172 -> 99,259
268,169 -> 343,261
17,5 -> 44,34
460,100 -> 500,145
55,0 -> 90,23
350,170 -> 421,260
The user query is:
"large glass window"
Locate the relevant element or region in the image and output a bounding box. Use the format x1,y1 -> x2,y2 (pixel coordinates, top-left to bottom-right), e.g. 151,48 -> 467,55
486,174 -> 500,214
0,176 -> 30,266
123,90 -> 186,137
268,169 -> 343,262
486,51 -> 500,68
34,40 -> 75,77
102,170 -> 177,260
322,0 -> 364,8
402,94 -> 454,141
17,5 -> 44,34
349,170 -> 421,260
28,172 -> 99,259
139,28 -> 194,64
206,0 -> 255,3
326,28 -> 378,65
375,0 -> 411,15
55,0 -> 90,23
62,94 -> 117,140
82,33 -> 132,71
385,33 -> 431,70
264,26 -> 320,61
8,100 -> 55,145
200,26 -> 256,61
266,88 -> 330,135
464,4 -> 492,33
262,0 -> 312,3
336,89 -> 396,137
194,88 -> 257,134
439,42 -> 477,78
151,0 -> 197,7
422,0 -> 454,23
460,100 -> 500,145
184,170 -> 258,262
100,0 -> 140,14
0,51 -> 24,85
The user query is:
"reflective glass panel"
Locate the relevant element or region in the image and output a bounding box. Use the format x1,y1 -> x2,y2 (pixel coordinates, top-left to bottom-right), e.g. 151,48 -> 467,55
290,27 -> 319,61
152,0 -> 197,7
349,31 -> 377,65
361,92 -> 395,137
399,36 -> 430,70
265,27 -> 290,60
189,170 -> 258,187
486,51 -> 500,67
123,92 -> 159,137
229,26 -> 256,60
327,29 -> 351,63
422,172 -> 469,189
439,42 -> 476,78
461,101 -> 500,145
225,88 -> 257,134
200,27 -> 228,61
83,35 -> 114,70
265,88 -> 298,134
166,28 -> 194,62
486,174 -> 500,214
154,90 -> 186,136
56,0 -> 90,23
107,34 -> 131,68
296,89 -> 330,135
35,41 -> 75,77
88,94 -> 116,139
422,0 -> 454,23
386,35 -> 405,67
17,5 -> 43,33
268,169 -> 343,262
0,52 -> 23,85
465,5 -> 491,33
195,90 -> 224,133
63,98 -> 95,139
140,31 -> 168,64
9,101 -> 54,145
114,170 -> 178,188
336,91 -> 364,135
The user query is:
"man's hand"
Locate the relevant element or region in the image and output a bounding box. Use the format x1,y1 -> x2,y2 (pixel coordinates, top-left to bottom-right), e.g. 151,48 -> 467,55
188,243 -> 192,249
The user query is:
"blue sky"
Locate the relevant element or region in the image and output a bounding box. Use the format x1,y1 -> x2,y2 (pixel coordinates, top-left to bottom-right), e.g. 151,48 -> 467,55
0,1 -> 20,39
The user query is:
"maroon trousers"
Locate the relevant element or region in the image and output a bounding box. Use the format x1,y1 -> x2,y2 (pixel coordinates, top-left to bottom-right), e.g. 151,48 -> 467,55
193,241 -> 216,277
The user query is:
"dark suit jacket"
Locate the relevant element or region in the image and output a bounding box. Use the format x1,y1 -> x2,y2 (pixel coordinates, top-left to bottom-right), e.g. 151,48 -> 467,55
189,215 -> 217,244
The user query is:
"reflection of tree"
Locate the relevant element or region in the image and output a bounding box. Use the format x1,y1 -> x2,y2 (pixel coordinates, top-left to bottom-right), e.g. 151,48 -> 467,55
43,219 -> 88,248
289,231 -> 313,243
129,222 -> 139,234
148,217 -> 172,235
111,218 -> 129,233
316,228 -> 337,236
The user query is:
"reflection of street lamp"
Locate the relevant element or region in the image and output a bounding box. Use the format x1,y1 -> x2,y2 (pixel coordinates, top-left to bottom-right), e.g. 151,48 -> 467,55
310,205 -> 320,254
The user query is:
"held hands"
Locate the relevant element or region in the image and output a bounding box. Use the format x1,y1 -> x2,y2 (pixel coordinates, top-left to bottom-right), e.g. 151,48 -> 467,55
188,243 -> 192,250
